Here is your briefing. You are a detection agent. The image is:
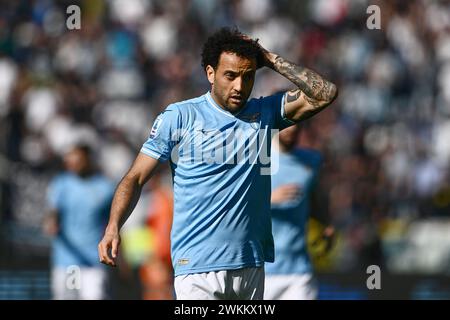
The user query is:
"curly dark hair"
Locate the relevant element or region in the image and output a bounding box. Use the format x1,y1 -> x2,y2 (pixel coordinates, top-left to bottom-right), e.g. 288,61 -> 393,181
201,27 -> 264,71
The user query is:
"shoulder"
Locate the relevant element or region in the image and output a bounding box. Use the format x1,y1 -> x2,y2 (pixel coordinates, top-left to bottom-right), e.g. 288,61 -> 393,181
294,148 -> 323,168
245,93 -> 285,120
161,94 -> 207,120
49,172 -> 72,191
175,94 -> 207,107
93,174 -> 115,189
248,92 -> 285,108
51,172 -> 71,185
171,95 -> 207,112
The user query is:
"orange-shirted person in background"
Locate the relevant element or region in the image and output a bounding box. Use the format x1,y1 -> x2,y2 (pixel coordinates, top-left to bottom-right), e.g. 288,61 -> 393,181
139,170 -> 174,300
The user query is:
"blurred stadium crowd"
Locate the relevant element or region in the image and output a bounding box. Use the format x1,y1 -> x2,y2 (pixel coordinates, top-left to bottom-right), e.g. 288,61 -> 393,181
1,0 -> 450,299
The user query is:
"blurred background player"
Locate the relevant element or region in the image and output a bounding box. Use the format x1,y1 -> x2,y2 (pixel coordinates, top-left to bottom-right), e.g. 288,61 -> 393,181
265,124 -> 335,300
43,144 -> 114,299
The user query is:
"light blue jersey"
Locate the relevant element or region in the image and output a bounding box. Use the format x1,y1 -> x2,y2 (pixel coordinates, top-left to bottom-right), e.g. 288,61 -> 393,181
265,147 -> 322,275
141,91 -> 294,276
47,173 -> 115,267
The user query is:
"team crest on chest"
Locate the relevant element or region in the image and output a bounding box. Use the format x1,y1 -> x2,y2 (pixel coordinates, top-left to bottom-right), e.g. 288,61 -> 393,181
239,112 -> 261,130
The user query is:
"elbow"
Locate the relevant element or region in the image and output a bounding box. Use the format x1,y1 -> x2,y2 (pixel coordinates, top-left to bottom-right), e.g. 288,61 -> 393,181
317,83 -> 338,109
121,172 -> 143,191
328,83 -> 339,105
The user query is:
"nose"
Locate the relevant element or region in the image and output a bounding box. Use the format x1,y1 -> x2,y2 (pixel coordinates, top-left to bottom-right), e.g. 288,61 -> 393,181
233,77 -> 243,93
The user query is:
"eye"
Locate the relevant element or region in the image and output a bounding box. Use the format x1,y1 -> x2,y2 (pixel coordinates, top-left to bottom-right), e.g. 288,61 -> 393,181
225,73 -> 235,80
244,73 -> 255,81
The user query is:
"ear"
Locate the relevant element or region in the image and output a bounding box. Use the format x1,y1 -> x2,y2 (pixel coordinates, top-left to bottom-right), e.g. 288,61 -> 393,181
206,65 -> 215,86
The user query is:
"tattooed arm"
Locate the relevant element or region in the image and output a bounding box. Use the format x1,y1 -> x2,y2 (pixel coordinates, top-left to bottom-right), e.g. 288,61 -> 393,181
98,153 -> 160,266
261,48 -> 338,122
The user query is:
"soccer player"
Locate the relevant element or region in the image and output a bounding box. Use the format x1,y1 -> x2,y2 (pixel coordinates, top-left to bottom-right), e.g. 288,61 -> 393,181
44,144 -> 115,299
264,124 -> 335,300
98,27 -> 338,300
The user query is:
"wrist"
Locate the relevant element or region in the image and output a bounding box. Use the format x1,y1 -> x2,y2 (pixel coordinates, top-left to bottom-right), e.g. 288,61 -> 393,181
265,52 -> 279,69
105,223 -> 119,235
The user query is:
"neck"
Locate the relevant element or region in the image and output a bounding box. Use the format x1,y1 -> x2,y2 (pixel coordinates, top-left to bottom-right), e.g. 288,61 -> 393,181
209,91 -> 240,115
273,139 -> 292,154
279,144 -> 293,153
76,167 -> 94,178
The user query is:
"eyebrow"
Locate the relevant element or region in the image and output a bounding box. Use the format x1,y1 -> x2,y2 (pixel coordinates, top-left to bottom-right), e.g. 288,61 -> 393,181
224,70 -> 255,75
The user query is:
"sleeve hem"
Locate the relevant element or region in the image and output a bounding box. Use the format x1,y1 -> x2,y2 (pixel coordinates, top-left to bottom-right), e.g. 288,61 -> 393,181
280,93 -> 296,124
140,148 -> 168,162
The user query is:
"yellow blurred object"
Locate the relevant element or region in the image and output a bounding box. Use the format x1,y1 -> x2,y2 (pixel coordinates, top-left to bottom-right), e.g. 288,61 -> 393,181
377,217 -> 409,240
120,226 -> 155,267
82,0 -> 105,22
307,217 -> 340,272
433,186 -> 450,208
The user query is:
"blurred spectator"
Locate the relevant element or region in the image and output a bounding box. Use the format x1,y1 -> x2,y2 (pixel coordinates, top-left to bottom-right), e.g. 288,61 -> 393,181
139,170 -> 174,300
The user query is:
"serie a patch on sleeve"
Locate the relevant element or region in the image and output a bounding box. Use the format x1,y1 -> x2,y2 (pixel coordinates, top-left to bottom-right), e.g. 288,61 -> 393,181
149,115 -> 163,139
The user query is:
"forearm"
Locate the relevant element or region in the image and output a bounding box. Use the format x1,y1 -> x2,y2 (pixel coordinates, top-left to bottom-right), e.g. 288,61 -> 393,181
106,175 -> 143,233
43,209 -> 59,236
268,54 -> 338,106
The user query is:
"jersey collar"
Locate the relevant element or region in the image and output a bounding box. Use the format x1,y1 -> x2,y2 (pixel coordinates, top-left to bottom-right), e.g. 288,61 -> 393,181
205,91 -> 247,118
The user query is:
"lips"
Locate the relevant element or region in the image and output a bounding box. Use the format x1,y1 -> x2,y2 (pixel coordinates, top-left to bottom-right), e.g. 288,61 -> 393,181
230,96 -> 242,103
